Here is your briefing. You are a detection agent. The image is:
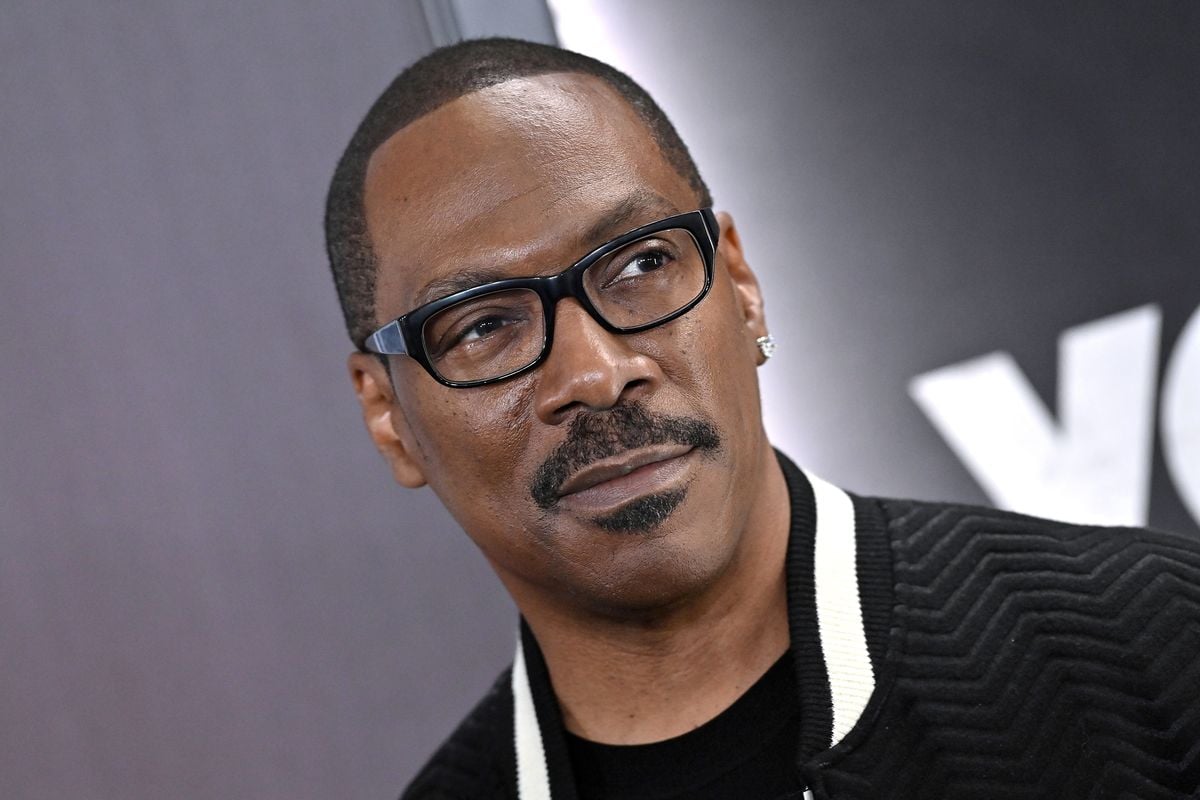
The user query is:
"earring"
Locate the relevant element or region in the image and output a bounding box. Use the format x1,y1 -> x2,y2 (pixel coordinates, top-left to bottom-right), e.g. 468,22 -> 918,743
756,334 -> 777,360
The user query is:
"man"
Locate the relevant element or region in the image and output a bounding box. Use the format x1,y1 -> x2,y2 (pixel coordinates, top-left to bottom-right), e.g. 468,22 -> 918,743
325,38 -> 1200,800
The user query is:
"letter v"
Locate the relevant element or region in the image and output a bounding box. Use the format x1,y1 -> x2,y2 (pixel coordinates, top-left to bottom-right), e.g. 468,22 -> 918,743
908,305 -> 1161,526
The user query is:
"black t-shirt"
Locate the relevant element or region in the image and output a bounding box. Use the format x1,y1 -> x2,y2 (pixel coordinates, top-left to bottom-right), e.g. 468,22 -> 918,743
565,650 -> 806,800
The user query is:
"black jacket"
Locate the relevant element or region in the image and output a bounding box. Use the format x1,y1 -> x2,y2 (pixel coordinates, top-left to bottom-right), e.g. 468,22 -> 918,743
403,452 -> 1200,799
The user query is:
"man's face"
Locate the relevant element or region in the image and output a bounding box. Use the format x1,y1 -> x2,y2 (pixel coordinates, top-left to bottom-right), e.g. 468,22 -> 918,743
354,73 -> 771,616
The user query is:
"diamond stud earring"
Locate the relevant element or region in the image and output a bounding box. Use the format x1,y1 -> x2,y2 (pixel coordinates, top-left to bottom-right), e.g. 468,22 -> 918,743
756,334 -> 777,360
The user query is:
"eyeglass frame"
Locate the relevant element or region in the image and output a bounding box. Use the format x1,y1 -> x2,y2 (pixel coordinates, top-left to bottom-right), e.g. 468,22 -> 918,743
362,207 -> 720,388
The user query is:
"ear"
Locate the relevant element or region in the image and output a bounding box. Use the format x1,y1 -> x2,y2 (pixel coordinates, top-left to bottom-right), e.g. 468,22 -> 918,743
348,352 -> 428,488
716,212 -> 769,352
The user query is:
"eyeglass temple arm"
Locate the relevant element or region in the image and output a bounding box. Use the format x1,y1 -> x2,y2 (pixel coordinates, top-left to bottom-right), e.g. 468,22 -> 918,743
701,207 -> 719,247
364,320 -> 409,356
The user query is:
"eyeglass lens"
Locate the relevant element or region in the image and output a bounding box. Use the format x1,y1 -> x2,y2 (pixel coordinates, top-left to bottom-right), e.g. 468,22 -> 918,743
420,228 -> 706,383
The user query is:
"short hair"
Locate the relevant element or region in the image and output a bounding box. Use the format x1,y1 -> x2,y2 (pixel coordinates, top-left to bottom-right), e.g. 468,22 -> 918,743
324,37 -> 713,349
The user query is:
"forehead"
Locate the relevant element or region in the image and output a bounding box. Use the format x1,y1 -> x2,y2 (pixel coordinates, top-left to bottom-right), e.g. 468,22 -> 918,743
362,72 -> 697,318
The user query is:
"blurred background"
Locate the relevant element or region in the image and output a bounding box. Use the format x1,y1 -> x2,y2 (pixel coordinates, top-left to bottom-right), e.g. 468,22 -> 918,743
2,1 -> 1198,796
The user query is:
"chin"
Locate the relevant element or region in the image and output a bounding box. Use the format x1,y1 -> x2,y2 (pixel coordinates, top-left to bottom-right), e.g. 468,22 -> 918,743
569,503 -> 735,619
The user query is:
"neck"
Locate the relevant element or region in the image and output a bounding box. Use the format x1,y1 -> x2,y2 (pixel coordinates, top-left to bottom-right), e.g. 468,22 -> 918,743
515,448 -> 792,745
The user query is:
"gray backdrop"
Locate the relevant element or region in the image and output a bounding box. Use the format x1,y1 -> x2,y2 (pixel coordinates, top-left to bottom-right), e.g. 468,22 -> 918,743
2,2 -> 1198,797
550,0 -> 1200,536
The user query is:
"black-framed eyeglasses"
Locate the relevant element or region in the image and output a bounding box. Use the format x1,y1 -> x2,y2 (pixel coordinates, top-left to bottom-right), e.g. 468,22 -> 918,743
363,208 -> 719,388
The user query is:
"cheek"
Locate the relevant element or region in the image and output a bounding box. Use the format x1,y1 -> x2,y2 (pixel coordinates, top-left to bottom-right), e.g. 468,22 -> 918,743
657,321 -> 716,388
410,379 -> 539,492
660,276 -> 755,391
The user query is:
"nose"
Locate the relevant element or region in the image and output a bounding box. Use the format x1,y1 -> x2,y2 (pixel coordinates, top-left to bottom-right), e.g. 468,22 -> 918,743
532,299 -> 661,424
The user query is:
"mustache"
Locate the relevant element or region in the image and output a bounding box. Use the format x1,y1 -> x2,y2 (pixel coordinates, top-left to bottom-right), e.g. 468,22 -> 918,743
529,403 -> 721,510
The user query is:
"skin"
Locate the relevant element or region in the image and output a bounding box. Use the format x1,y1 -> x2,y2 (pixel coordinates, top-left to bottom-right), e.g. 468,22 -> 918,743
350,73 -> 792,744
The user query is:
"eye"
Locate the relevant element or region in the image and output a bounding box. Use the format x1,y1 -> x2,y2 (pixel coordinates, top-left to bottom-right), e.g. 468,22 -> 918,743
604,241 -> 677,286
448,312 -> 523,348
425,297 -> 536,361
618,250 -> 669,276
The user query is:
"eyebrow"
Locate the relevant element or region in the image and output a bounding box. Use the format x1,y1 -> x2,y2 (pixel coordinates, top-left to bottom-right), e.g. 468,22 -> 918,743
407,190 -> 682,311
410,266 -> 515,310
578,190 -> 680,253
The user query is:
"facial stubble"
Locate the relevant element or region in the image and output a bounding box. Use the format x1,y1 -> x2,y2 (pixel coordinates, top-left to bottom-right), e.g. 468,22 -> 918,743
529,403 -> 721,534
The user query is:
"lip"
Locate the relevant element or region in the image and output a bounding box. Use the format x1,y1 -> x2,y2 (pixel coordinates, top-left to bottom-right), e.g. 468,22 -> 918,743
556,444 -> 695,509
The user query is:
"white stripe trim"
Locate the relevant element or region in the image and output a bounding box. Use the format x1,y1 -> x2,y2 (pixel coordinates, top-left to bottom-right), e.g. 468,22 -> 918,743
513,638 -> 552,800
809,472 -> 875,743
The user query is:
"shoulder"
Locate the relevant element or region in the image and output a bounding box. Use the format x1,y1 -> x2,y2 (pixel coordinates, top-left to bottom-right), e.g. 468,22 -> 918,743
826,497 -> 1200,796
870,495 -> 1200,622
873,494 -> 1200,574
400,669 -> 517,800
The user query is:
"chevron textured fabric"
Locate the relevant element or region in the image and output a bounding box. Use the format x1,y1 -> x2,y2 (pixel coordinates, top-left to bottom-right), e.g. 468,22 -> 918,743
816,501 -> 1200,799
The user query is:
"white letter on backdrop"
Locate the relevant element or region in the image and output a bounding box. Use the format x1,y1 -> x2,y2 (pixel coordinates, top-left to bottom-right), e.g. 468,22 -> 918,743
909,305 -> 1161,526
